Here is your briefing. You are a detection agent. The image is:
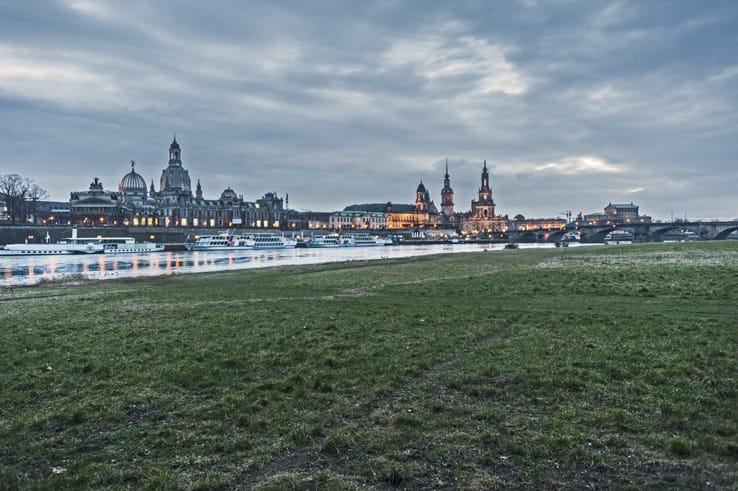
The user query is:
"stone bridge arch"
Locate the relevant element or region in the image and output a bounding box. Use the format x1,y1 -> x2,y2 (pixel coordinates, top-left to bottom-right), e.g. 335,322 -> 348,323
649,224 -> 703,241
714,226 -> 738,240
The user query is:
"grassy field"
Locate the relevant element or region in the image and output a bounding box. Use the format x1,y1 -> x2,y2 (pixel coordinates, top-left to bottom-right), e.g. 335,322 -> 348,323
1,242 -> 736,489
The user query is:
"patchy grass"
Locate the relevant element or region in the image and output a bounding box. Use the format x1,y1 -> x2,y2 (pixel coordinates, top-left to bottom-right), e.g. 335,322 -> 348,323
0,241 -> 736,489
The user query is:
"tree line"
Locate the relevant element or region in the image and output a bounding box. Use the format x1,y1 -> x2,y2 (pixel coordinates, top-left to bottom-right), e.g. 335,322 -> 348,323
0,174 -> 49,224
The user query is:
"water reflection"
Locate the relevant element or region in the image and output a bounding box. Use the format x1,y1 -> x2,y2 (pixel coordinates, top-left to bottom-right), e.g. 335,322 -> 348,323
0,243 -> 559,287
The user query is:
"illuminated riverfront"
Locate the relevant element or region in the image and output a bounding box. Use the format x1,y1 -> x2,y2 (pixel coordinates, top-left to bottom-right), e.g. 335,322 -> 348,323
0,242 -> 563,287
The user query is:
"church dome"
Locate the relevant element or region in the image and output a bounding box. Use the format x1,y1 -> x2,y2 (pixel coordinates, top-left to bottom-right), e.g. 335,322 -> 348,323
416,181 -> 426,193
119,161 -> 147,196
160,136 -> 191,194
160,165 -> 191,193
220,187 -> 238,201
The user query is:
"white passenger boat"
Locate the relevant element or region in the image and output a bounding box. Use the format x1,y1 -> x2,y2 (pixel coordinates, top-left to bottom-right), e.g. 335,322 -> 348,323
341,233 -> 385,247
0,230 -> 104,256
246,233 -> 297,249
662,230 -> 701,242
308,234 -> 342,248
185,232 -> 254,251
603,230 -> 634,245
88,237 -> 164,254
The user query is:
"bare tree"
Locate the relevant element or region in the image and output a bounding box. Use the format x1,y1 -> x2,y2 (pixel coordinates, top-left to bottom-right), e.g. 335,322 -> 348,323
27,184 -> 50,224
0,174 -> 47,224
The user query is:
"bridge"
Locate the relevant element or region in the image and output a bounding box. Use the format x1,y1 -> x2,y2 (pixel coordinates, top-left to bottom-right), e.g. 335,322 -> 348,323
534,220 -> 738,243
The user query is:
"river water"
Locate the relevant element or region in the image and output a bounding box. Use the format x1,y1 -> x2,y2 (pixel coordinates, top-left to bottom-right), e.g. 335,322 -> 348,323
0,243 -> 563,287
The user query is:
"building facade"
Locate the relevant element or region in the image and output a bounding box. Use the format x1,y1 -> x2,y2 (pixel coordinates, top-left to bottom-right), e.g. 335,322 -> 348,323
460,160 -> 507,234
582,202 -> 652,225
69,177 -> 127,226
66,136 -> 288,229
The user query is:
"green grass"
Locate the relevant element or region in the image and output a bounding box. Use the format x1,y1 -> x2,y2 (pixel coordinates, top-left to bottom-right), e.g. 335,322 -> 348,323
1,241 -> 736,489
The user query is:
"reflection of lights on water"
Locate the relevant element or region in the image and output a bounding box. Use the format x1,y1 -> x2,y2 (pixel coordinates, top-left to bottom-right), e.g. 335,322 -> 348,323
0,243 -> 563,287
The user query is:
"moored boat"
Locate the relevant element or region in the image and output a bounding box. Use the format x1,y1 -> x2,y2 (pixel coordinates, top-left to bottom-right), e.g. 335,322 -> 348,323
245,233 -> 297,249
185,232 -> 254,251
308,234 -> 342,248
0,230 -> 104,256
69,236 -> 164,254
340,233 -> 384,247
603,230 -> 634,245
662,230 -> 701,242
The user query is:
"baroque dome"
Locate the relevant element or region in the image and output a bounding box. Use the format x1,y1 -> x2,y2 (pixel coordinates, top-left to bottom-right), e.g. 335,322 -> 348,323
160,165 -> 191,194
160,136 -> 192,195
220,187 -> 238,201
119,161 -> 147,196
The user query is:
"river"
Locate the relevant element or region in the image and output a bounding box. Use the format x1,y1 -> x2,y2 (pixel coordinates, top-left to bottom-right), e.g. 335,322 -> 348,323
0,243 -> 564,287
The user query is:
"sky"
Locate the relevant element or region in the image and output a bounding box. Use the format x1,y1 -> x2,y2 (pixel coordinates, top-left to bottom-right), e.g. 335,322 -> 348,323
1,0 -> 736,221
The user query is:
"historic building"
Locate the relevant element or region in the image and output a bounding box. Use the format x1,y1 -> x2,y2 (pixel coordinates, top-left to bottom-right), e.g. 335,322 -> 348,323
118,160 -> 159,225
329,210 -> 387,230
440,159 -> 455,227
343,179 -> 441,230
66,136 -> 287,228
582,202 -> 652,225
460,160 -> 507,234
70,177 -> 127,225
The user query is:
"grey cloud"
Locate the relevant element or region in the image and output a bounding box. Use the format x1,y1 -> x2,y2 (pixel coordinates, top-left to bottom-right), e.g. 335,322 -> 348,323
0,0 -> 736,220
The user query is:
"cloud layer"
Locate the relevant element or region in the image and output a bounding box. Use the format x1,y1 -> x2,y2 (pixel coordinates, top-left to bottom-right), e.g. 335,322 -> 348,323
1,0 -> 736,219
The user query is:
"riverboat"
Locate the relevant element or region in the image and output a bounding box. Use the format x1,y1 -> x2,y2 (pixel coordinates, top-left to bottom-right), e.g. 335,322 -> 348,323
185,232 -> 254,251
69,236 -> 164,254
603,230 -> 634,245
341,233 -> 385,247
0,230 -> 104,256
246,233 -> 297,249
308,234 -> 342,248
662,230 -> 701,242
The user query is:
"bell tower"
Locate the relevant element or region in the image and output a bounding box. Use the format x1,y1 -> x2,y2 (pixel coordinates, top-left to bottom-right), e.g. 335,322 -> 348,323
473,160 -> 495,219
441,158 -> 454,217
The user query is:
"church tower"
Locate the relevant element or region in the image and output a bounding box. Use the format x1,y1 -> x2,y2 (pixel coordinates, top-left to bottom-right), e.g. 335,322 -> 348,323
196,179 -> 203,200
472,160 -> 495,219
440,158 -> 454,218
415,180 -> 428,212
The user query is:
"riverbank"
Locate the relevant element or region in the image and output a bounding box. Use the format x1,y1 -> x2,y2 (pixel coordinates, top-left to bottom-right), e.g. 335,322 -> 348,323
1,242 -> 736,488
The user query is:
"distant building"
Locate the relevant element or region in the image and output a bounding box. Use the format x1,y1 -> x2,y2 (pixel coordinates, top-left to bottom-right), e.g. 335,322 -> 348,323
282,210 -> 332,231
582,202 -> 652,225
460,160 -> 507,234
67,135 -> 289,229
440,159 -> 456,227
330,210 -> 387,230
509,215 -> 566,232
70,177 -> 127,225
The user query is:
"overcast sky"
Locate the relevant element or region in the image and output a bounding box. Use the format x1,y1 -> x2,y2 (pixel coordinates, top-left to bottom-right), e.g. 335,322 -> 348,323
1,1 -> 736,220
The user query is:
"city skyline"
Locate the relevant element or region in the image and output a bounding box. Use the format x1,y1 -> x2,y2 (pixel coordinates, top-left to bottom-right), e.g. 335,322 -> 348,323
1,1 -> 737,220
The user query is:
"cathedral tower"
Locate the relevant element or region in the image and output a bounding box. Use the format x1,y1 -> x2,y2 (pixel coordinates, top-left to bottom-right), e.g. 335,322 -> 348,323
440,158 -> 454,217
472,160 -> 495,219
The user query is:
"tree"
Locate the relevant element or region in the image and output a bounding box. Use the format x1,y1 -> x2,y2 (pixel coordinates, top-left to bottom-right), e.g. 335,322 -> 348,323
27,183 -> 49,223
0,174 -> 48,224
